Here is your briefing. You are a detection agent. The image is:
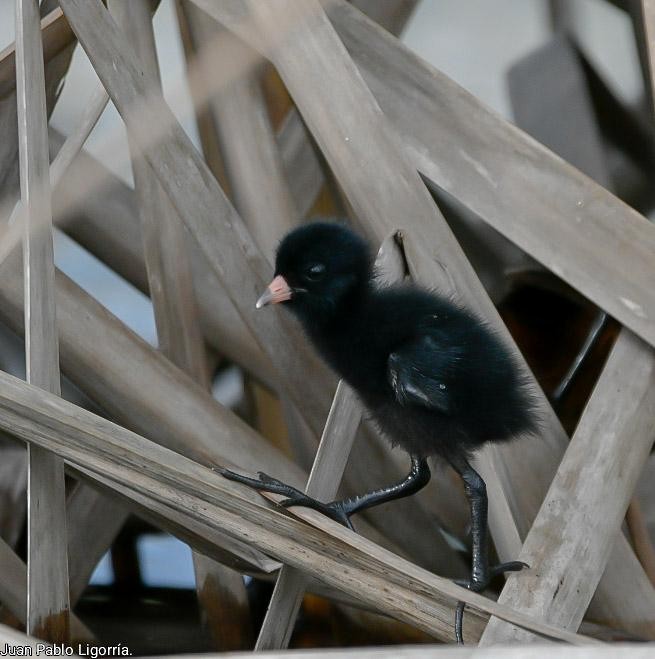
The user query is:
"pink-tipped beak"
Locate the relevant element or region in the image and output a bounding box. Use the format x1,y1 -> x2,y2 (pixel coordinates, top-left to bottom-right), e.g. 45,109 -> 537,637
256,275 -> 293,309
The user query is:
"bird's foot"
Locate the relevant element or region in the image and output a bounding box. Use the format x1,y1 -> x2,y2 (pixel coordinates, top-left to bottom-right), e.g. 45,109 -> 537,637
454,560 -> 528,591
217,468 -> 355,530
454,561 -> 529,644
279,493 -> 355,530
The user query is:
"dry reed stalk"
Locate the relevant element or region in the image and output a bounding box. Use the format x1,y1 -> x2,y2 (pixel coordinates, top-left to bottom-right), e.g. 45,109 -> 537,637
0,368 -> 596,644
119,0 -> 252,651
15,0 -> 69,641
57,0 -> 332,429
68,464 -> 280,576
51,139 -> 274,388
0,84 -> 109,267
0,254 -> 295,564
108,1 -> 252,648
174,0 -> 230,189
253,380 -> 363,649
10,86 -> 161,619
0,8 -> 73,99
108,0 -> 209,388
0,538 -> 91,640
0,7 -> 73,636
184,0 -> 470,567
396,221 -> 655,634
324,1 -> 655,349
0,253 -> 418,597
481,330 -> 655,643
1,112 -> 109,602
209,34 -> 299,257
254,233 -> 406,650
181,6 -> 314,477
25,58 -> 294,592
0,6 -> 75,234
3,66 -> 144,621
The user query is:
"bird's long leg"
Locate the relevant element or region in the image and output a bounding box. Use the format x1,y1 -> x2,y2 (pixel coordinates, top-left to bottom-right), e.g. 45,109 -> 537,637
336,456 -> 431,516
218,457 -> 431,530
449,456 -> 527,644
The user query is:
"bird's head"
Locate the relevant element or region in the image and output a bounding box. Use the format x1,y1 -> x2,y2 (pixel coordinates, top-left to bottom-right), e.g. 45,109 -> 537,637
256,222 -> 372,325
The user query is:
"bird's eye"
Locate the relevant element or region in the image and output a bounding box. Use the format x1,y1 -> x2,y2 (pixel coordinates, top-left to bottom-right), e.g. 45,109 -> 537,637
303,263 -> 326,281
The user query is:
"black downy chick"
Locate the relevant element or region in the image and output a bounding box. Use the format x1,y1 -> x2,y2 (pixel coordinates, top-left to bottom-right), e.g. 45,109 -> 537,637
220,222 -> 538,642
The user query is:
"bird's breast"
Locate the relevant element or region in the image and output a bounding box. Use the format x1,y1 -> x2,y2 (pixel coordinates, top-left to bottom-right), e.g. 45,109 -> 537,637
314,332 -> 392,398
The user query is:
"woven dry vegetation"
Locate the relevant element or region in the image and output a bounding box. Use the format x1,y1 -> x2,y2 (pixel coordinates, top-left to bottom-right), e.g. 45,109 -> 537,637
0,0 -> 654,656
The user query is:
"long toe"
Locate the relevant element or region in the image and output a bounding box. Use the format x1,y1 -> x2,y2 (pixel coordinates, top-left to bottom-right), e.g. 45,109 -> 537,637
279,493 -> 326,511
218,469 -> 305,498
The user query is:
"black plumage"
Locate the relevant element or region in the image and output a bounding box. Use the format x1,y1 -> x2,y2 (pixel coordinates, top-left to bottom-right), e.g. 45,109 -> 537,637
221,221 -> 538,643
269,221 -> 537,461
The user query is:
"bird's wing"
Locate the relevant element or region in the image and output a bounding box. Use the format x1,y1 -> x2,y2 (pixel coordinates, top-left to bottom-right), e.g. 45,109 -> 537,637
387,335 -> 453,414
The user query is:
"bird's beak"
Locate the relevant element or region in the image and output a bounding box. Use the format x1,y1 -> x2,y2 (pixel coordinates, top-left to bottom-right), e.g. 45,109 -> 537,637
256,275 -> 293,309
